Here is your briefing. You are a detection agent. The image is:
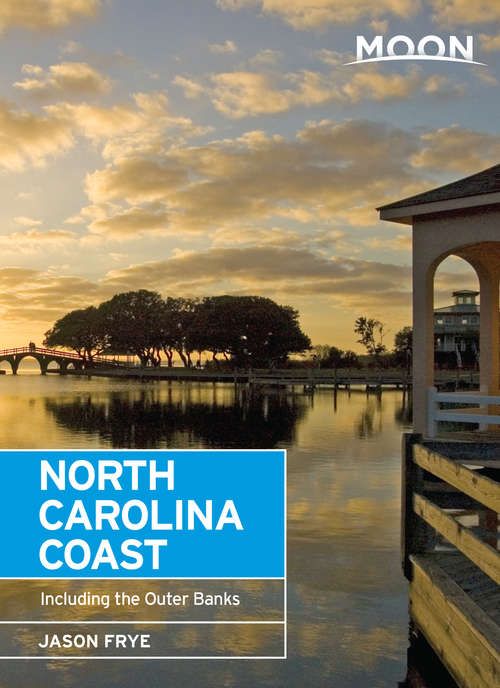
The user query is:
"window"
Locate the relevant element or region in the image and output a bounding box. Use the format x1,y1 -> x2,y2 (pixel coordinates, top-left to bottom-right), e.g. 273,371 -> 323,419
462,318 -> 468,324
436,318 -> 444,324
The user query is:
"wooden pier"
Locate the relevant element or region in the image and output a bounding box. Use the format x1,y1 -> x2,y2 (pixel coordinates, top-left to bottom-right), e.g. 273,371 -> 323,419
402,435 -> 500,688
52,364 -> 480,394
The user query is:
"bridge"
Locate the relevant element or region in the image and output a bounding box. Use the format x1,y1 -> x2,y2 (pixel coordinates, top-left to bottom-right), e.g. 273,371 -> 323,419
0,349 -> 480,391
0,347 -> 126,375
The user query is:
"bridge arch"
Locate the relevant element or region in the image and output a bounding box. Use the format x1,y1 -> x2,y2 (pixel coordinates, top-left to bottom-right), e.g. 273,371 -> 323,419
0,349 -> 82,375
0,359 -> 12,375
0,346 -> 120,375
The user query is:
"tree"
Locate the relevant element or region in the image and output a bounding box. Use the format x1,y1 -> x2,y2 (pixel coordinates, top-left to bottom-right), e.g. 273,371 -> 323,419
99,290 -> 164,366
44,306 -> 108,363
44,292 -> 312,370
159,297 -> 199,367
187,296 -> 311,368
342,350 -> 361,369
393,326 -> 412,373
311,345 -> 331,366
313,345 -> 361,369
321,346 -> 345,369
354,316 -> 387,364
186,297 -> 232,365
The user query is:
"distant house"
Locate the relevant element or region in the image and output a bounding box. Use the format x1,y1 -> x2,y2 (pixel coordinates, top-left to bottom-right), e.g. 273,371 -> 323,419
434,290 -> 480,362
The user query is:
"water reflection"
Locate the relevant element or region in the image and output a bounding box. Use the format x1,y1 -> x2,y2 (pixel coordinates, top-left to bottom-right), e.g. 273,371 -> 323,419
43,387 -> 308,448
0,377 -> 413,687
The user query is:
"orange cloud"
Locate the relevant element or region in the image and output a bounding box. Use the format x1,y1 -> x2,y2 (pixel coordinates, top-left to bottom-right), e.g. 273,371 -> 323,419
0,0 -> 101,33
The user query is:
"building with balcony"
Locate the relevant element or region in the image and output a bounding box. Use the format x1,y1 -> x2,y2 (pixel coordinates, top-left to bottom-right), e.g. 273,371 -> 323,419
434,289 -> 480,355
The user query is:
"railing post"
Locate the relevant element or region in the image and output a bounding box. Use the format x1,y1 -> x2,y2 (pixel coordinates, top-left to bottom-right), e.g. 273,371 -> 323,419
427,386 -> 437,438
402,433 -> 433,580
479,383 -> 489,432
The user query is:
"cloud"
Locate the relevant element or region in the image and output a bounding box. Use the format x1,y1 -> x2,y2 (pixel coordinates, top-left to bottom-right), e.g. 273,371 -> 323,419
0,100 -> 73,171
88,206 -> 171,238
422,74 -> 467,98
428,0 -> 500,25
0,229 -> 77,254
102,246 -> 413,310
45,100 -> 152,141
0,274 -> 107,323
14,61 -> 112,99
0,267 -> 40,288
0,245 -> 412,333
83,119 -> 425,237
0,0 -> 101,33
76,117 -> 500,244
342,65 -> 425,103
64,214 -> 86,224
411,125 -> 500,173
213,0 -> 500,32
60,40 -> 83,55
211,225 -> 306,247
47,91 -> 211,150
249,49 -> 283,66
363,234 -> 412,252
0,91 -> 198,177
215,0 -> 418,29
479,33 -> 500,52
172,76 -> 205,100
472,67 -> 498,86
209,40 -> 238,54
13,216 -> 42,226
174,66 -> 466,118
370,19 -> 388,34
85,157 -> 189,204
0,243 -> 470,337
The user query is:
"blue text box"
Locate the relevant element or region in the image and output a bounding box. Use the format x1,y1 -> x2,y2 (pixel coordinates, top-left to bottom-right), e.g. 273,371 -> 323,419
0,450 -> 285,578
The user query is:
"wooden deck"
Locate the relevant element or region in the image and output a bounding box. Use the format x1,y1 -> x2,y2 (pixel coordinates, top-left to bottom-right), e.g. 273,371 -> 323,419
403,437 -> 500,688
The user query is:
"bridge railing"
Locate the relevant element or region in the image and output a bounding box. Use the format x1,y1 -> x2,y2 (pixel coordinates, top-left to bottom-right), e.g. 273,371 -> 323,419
0,346 -> 129,366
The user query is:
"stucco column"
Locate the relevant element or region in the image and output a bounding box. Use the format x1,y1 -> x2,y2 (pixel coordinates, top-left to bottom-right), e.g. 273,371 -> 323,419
412,260 -> 435,434
478,270 -> 500,395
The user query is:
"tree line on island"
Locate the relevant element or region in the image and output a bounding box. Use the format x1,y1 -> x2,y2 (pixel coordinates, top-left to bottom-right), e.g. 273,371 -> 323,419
43,290 -> 415,371
44,290 -> 311,368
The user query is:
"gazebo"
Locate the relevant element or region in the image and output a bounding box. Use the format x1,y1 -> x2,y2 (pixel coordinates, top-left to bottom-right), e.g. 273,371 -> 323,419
379,164 -> 500,436
379,167 -> 500,688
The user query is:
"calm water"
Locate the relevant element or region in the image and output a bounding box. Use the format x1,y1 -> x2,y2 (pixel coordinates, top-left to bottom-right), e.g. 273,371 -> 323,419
0,373 -> 412,687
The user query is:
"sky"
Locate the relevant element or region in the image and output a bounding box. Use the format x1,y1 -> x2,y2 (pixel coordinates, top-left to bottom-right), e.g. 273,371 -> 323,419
0,0 -> 499,351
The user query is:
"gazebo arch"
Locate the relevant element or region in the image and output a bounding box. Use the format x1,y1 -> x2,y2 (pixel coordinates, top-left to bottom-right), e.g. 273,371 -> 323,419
379,164 -> 500,435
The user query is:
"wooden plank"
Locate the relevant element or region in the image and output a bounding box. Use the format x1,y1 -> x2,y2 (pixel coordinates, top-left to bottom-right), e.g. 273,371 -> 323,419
414,444 -> 500,513
410,554 -> 500,688
414,494 -> 500,586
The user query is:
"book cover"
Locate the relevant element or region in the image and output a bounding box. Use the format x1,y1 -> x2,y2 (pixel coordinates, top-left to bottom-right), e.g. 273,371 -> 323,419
0,2 -> 498,687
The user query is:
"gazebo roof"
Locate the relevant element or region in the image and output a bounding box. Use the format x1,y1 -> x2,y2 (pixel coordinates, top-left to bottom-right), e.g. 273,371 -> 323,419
379,164 -> 500,211
378,163 -> 500,224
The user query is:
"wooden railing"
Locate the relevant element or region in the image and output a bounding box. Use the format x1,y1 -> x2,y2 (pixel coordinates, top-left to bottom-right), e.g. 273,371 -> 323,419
402,437 -> 500,582
402,437 -> 500,687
